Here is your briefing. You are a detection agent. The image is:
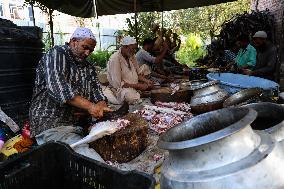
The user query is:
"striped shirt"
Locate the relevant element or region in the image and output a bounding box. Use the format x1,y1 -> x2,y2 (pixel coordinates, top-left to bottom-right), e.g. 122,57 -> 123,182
29,44 -> 106,137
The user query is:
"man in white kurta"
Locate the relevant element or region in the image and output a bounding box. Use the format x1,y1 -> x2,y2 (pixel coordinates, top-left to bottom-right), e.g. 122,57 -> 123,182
105,36 -> 153,104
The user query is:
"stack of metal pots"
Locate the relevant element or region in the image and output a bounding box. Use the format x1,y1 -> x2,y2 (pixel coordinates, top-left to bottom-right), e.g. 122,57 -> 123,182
158,105 -> 284,189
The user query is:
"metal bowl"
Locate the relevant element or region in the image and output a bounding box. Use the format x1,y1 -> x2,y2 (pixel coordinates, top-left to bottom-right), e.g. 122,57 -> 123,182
223,88 -> 262,108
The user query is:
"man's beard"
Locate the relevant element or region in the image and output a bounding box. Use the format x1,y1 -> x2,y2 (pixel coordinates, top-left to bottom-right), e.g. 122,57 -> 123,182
71,48 -> 84,62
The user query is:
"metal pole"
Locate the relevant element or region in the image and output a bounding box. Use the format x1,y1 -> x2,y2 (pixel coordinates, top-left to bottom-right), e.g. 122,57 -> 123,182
161,0 -> 164,33
30,3 -> 36,26
161,11 -> 164,29
97,22 -> 101,50
93,0 -> 101,49
48,8 -> 54,47
93,0 -> 98,17
134,0 -> 138,43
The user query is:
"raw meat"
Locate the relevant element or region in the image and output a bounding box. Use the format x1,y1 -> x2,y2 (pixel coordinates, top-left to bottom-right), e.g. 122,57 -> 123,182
155,101 -> 191,112
134,104 -> 193,134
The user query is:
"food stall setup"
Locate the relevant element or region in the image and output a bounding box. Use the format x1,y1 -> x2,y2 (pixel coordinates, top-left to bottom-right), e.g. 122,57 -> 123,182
2,67 -> 283,189
1,1 -> 284,189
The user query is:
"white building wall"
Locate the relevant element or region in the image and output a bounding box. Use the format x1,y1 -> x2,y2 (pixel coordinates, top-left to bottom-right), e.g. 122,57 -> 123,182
0,0 -> 131,50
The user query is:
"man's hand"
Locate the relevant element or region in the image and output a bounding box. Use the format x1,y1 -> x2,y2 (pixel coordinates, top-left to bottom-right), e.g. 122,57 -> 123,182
146,82 -> 154,90
136,83 -> 149,91
242,69 -> 253,76
145,79 -> 154,86
87,101 -> 113,119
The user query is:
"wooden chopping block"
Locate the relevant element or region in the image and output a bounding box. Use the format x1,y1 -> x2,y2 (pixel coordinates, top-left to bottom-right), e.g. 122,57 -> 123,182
90,113 -> 148,163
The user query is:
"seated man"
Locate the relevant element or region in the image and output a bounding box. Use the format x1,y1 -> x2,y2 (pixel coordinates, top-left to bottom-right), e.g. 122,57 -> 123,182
29,27 -> 112,162
246,31 -> 278,81
235,34 -> 257,72
136,38 -> 169,79
106,36 -> 153,104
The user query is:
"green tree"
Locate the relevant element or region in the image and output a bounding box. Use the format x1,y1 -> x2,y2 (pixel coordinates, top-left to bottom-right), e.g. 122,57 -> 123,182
125,12 -> 161,45
125,0 -> 250,42
168,0 -> 250,39
86,50 -> 113,68
176,33 -> 206,67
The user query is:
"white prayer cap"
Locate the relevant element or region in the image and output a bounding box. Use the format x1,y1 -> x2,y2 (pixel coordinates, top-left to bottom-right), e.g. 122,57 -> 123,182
121,36 -> 137,46
253,31 -> 267,38
70,27 -> 96,41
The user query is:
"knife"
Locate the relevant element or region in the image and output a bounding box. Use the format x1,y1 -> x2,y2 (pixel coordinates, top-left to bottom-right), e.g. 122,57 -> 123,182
0,107 -> 20,133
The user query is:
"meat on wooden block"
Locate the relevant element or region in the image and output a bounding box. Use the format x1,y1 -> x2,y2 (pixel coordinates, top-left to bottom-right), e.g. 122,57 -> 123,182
90,113 -> 148,163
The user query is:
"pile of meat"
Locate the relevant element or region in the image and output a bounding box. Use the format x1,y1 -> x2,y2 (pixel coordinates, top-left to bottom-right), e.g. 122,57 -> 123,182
155,101 -> 191,112
134,102 -> 193,134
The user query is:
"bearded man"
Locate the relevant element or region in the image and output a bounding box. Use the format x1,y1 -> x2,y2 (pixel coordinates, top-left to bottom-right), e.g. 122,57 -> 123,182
29,27 -> 111,162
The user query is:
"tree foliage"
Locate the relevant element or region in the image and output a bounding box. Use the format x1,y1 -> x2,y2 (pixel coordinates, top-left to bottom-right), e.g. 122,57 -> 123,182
167,0 -> 250,39
125,12 -> 161,45
176,33 -> 206,67
86,50 -> 113,68
125,0 -> 250,41
124,0 -> 251,67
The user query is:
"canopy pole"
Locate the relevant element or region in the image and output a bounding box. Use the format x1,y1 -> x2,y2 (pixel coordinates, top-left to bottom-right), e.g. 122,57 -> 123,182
48,8 -> 54,47
161,0 -> 164,33
30,3 -> 36,26
97,22 -> 101,50
93,0 -> 101,49
134,0 -> 138,44
161,11 -> 164,29
93,0 -> 98,17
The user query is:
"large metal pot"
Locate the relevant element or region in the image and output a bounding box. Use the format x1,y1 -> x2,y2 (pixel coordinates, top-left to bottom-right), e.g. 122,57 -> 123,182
223,88 -> 262,107
158,107 -> 284,189
243,102 -> 284,142
150,87 -> 192,103
190,81 -> 228,114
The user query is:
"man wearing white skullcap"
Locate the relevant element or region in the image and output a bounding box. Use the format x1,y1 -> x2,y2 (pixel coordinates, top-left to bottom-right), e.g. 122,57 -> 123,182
105,36 -> 153,104
245,31 -> 278,80
29,27 -> 112,162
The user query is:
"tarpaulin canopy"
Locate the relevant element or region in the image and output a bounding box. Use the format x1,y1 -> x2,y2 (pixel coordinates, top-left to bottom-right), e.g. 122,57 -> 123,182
35,0 -> 235,17
34,0 -> 95,18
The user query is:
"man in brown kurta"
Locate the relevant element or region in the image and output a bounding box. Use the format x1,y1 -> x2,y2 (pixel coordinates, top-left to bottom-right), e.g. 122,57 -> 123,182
105,36 -> 153,104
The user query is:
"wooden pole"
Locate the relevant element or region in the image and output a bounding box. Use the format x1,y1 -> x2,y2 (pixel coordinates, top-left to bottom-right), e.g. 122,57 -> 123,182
93,0 -> 101,49
134,0 -> 138,43
161,11 -> 164,29
30,3 -> 36,26
48,8 -> 54,47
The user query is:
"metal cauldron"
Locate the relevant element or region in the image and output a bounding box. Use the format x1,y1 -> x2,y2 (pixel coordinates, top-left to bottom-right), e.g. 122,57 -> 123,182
243,102 -> 284,142
223,88 -> 262,107
158,107 -> 284,189
190,81 -> 228,114
150,87 -> 192,103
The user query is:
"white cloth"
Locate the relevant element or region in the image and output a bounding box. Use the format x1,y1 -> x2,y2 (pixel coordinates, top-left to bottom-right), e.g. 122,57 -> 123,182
35,126 -> 105,162
121,36 -> 137,45
70,27 -> 96,41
